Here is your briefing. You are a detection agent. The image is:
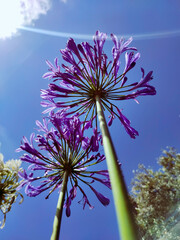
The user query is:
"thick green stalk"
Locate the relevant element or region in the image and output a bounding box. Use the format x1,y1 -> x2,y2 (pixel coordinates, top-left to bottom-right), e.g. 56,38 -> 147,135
95,95 -> 138,240
51,171 -> 69,240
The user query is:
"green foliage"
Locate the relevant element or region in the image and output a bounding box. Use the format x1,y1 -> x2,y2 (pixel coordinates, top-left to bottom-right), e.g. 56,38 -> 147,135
0,153 -> 23,229
130,147 -> 180,239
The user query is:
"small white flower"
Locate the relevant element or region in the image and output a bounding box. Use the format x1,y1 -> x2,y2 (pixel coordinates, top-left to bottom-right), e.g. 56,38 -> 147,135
4,159 -> 22,172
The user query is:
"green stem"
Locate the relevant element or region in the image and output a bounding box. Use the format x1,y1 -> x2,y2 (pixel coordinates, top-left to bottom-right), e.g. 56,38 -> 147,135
95,95 -> 138,240
51,171 -> 69,240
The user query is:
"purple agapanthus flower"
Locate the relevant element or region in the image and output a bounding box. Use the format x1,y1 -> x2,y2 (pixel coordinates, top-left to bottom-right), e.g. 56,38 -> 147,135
41,30 -> 156,139
17,109 -> 111,216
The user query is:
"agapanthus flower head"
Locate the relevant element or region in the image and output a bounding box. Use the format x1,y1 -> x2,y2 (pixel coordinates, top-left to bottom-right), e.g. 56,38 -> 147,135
0,153 -> 23,228
17,109 -> 111,217
41,30 -> 156,139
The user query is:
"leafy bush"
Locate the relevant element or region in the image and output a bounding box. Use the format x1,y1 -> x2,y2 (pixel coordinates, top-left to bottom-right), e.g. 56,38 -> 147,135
130,148 -> 180,239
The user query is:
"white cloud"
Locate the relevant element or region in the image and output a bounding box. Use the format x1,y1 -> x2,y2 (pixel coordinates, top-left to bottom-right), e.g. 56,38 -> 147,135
20,0 -> 52,24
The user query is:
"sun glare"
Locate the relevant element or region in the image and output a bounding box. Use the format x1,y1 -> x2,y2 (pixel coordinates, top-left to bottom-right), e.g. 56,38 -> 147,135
0,1 -> 23,39
0,0 -> 51,39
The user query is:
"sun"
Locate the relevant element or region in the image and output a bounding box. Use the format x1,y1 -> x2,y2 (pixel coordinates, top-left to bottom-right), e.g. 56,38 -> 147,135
0,1 -> 23,39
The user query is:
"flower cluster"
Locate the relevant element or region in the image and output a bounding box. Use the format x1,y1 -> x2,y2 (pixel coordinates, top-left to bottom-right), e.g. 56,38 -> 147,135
17,110 -> 111,216
0,153 -> 23,228
41,31 -> 156,138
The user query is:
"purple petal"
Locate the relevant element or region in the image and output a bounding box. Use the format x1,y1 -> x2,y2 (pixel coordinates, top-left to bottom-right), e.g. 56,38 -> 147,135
91,175 -> 111,189
89,185 -> 110,206
116,107 -> 139,139
78,186 -> 94,210
108,112 -> 115,126
64,196 -> 72,217
69,185 -> 77,200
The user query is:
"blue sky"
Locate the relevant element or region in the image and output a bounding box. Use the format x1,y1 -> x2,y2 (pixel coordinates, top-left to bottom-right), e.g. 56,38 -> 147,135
0,0 -> 180,239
